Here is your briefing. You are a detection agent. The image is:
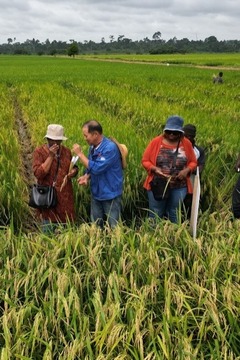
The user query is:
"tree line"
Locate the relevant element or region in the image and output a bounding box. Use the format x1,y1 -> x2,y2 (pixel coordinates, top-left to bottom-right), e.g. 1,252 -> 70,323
1,33 -> 240,56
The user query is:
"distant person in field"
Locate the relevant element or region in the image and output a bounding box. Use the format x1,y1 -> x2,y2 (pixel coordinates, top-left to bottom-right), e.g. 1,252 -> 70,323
232,155 -> 240,219
182,124 -> 206,218
213,71 -> 223,84
32,124 -> 78,234
72,120 -> 128,229
142,115 -> 197,224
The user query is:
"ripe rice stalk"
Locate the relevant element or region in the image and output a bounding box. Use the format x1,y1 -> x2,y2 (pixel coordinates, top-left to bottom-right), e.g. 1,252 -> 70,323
1,55 -> 240,358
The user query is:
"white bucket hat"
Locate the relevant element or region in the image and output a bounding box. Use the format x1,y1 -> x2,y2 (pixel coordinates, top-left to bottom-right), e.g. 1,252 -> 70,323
44,124 -> 68,140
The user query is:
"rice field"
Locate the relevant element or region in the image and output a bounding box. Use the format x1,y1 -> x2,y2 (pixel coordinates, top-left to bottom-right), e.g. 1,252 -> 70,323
0,54 -> 240,358
76,52 -> 240,68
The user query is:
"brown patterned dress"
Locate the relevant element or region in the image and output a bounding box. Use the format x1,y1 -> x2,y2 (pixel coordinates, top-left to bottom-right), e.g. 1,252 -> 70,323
32,144 -> 76,223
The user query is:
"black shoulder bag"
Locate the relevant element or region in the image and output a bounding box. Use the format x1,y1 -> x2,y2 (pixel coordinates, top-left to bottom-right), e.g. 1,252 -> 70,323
150,139 -> 180,201
29,156 -> 60,209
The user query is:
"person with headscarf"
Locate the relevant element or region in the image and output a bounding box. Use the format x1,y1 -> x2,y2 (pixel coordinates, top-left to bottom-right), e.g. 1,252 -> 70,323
183,124 -> 205,174
182,124 -> 206,218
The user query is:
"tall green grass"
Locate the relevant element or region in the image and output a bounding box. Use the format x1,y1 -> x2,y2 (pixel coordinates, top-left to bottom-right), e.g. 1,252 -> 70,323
77,53 -> 240,68
1,213 -> 240,358
0,55 -> 240,225
0,84 -> 30,228
1,54 -> 240,359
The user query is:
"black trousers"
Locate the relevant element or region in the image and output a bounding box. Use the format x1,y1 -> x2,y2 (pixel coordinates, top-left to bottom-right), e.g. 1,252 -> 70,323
232,177 -> 240,218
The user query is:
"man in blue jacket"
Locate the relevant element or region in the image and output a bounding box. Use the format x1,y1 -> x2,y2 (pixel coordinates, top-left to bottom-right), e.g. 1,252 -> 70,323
73,120 -> 127,228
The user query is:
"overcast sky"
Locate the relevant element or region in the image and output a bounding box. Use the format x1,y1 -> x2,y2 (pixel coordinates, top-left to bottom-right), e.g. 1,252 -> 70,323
1,0 -> 239,44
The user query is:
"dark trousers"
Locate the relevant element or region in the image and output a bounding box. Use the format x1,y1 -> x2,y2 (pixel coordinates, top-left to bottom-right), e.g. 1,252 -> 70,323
232,177 -> 240,218
182,193 -> 193,220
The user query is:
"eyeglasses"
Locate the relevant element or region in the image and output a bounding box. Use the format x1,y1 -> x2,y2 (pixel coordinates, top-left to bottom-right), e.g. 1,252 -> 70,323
165,130 -> 181,136
184,134 -> 194,139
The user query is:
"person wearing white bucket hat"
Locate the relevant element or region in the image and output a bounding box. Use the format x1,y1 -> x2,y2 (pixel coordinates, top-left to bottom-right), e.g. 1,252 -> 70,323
32,124 -> 78,233
72,120 -> 128,229
44,124 -> 68,141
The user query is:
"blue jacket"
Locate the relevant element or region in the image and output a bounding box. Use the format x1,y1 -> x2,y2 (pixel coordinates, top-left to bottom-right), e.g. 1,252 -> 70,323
87,137 -> 123,200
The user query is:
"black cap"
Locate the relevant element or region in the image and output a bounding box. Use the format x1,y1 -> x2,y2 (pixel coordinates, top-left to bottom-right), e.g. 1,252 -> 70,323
183,124 -> 196,137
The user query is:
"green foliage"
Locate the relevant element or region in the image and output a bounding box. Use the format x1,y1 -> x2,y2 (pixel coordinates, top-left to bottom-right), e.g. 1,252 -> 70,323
1,217 -> 240,358
1,54 -> 240,359
67,42 -> 79,57
0,55 -> 240,227
78,52 -> 240,68
1,37 -> 240,55
0,84 -> 30,229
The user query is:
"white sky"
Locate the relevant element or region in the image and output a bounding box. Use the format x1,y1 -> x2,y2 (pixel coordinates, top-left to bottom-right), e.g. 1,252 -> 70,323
0,0 -> 239,44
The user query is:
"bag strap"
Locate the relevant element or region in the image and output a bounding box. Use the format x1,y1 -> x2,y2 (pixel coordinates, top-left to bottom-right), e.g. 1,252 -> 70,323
52,155 -> 60,187
171,138 -> 181,170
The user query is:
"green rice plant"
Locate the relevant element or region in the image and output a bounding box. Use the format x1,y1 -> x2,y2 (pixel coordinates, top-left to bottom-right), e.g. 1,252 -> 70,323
0,84 -> 30,229
1,55 -> 240,226
77,52 -> 240,68
13,80 -> 148,222
1,213 -> 240,358
1,55 -> 240,358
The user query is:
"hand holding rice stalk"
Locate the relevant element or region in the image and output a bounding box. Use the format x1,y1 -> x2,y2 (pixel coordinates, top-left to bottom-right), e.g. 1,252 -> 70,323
163,176 -> 171,197
60,155 -> 79,192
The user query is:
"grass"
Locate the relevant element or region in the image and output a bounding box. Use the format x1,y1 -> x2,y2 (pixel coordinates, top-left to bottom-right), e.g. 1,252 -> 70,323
0,54 -> 240,358
75,53 -> 240,68
1,215 -> 240,358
